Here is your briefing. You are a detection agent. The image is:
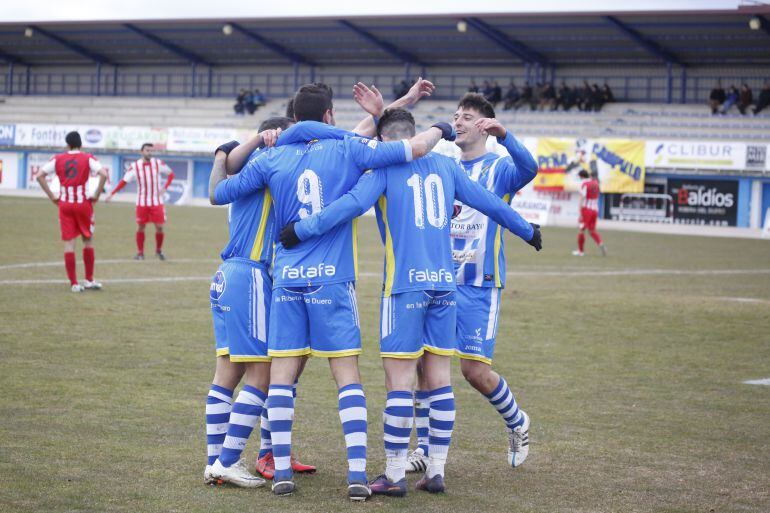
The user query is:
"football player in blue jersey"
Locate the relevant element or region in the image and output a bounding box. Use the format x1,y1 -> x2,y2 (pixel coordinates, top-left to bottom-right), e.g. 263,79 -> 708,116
210,83 -> 455,500
278,107 -> 541,496
203,118 -> 286,488
428,93 -> 538,471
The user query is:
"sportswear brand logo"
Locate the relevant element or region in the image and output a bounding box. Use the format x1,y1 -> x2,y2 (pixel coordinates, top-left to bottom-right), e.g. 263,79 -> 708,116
408,268 -> 454,284
281,263 -> 336,280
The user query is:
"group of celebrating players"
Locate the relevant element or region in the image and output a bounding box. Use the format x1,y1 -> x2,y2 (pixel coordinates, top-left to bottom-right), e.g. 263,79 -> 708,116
203,78 -> 542,501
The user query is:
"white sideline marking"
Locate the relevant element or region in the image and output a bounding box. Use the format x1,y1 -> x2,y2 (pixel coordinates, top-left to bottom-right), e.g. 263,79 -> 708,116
718,297 -> 770,304
743,378 -> 770,386
358,269 -> 770,278
0,258 -> 217,271
0,276 -> 210,285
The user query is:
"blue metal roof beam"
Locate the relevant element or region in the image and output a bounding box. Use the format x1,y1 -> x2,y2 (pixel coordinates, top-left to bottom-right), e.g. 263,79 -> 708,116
604,16 -> 686,67
123,24 -> 211,66
338,20 -> 426,67
229,22 -> 314,66
28,25 -> 111,64
463,17 -> 548,66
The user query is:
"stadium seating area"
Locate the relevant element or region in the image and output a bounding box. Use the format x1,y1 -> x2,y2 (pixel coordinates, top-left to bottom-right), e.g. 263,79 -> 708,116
2,94 -> 769,142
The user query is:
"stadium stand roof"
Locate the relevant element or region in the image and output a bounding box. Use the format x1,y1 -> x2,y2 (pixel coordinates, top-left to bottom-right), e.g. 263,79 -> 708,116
1,10 -> 769,69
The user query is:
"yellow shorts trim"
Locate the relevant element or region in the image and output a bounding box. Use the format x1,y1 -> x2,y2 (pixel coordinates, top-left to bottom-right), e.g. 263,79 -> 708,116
268,348 -> 312,358
229,355 -> 272,363
310,348 -> 362,358
456,351 -> 492,365
216,348 -> 230,357
380,348 -> 425,360
424,346 -> 456,357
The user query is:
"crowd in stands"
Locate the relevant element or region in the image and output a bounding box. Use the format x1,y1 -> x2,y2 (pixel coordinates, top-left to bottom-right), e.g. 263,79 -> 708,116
233,89 -> 266,115
469,80 -> 614,112
708,82 -> 770,115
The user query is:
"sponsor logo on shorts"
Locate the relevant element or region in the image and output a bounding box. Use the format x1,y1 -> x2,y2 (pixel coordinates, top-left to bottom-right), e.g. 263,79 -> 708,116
281,263 -> 336,280
210,271 -> 226,301
408,268 -> 453,284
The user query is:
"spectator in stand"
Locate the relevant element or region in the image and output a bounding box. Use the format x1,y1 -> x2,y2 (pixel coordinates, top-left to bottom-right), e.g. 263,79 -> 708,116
720,85 -> 739,114
514,82 -> 533,110
738,83 -> 753,115
753,81 -> 770,115
708,82 -> 726,114
487,81 -> 502,107
579,81 -> 593,111
468,80 -> 479,93
539,82 -> 556,110
530,82 -> 543,111
234,89 -> 247,115
253,89 -> 266,109
602,83 -> 615,104
554,81 -> 569,111
503,81 -> 520,110
590,84 -> 605,112
482,80 -> 493,101
244,90 -> 257,115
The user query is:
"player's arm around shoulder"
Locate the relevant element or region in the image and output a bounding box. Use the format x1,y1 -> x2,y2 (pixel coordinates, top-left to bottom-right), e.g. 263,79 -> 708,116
475,118 -> 538,189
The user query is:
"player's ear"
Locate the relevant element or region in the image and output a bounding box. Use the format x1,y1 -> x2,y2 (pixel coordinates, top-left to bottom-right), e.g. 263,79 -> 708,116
323,109 -> 334,125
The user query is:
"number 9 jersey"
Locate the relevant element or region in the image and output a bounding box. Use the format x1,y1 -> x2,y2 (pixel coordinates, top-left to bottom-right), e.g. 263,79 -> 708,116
213,121 -> 414,288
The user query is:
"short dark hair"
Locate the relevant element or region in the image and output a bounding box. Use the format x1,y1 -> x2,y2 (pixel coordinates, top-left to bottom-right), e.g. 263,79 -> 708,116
377,108 -> 416,140
65,131 -> 82,149
293,83 -> 333,122
258,116 -> 295,132
457,93 -> 495,118
285,98 -> 295,118
141,143 -> 153,151
578,169 -> 590,179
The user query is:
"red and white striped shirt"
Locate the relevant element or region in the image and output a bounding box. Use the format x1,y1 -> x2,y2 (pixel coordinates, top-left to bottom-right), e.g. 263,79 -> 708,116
123,158 -> 173,207
40,151 -> 103,204
580,178 -> 600,212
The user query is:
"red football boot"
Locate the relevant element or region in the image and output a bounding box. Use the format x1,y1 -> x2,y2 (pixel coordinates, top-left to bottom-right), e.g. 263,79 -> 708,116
255,453 -> 274,480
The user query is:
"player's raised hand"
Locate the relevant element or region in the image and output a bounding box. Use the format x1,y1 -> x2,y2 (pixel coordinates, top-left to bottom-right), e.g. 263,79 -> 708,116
403,77 -> 436,106
474,118 -> 507,138
260,128 -> 282,148
279,222 -> 301,249
353,82 -> 384,117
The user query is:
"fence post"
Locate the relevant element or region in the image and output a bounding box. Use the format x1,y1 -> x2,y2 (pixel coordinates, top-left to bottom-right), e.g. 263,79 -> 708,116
293,62 -> 300,92
95,62 -> 102,96
680,67 -> 687,104
666,63 -> 672,104
191,63 -> 197,97
25,66 -> 30,95
6,62 -> 13,96
207,66 -> 213,98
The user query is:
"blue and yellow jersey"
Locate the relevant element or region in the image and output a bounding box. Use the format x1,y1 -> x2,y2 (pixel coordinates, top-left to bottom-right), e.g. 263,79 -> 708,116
213,121 -> 413,288
219,148 -> 275,269
294,152 -> 533,297
451,132 -> 538,288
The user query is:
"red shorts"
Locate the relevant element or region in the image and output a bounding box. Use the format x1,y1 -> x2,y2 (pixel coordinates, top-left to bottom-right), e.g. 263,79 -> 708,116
59,201 -> 94,240
136,205 -> 166,225
579,208 -> 598,231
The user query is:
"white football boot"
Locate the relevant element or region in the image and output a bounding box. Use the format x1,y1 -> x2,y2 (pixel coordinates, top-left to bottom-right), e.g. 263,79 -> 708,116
203,465 -> 217,485
406,448 -> 429,473
71,284 -> 84,293
571,250 -> 584,256
507,411 -> 530,468
84,280 -> 102,290
209,458 -> 266,488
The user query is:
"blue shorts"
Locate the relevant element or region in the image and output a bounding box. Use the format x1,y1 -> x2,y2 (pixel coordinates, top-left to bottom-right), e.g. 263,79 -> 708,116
210,258 -> 272,362
268,281 -> 361,358
380,290 -> 456,358
455,286 -> 502,364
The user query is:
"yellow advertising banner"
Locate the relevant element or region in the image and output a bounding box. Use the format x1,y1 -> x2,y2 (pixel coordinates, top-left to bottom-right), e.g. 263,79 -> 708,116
533,138 -> 645,193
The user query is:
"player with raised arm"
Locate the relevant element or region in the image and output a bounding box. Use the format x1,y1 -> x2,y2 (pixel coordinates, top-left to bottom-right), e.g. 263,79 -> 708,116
36,131 -> 108,292
105,143 -> 174,260
572,169 -> 607,256
210,83 -> 453,501
278,108 -> 541,497
409,93 -> 539,472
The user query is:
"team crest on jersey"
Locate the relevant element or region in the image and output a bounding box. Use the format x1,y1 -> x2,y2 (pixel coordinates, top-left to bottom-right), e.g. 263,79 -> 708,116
210,271 -> 226,301
358,137 -> 378,149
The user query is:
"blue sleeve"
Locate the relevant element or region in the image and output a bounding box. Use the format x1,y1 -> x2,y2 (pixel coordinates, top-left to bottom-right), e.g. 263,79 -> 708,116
496,131 -> 538,192
453,166 -> 534,242
213,152 -> 268,205
294,169 -> 386,240
344,136 -> 411,171
277,121 -> 353,146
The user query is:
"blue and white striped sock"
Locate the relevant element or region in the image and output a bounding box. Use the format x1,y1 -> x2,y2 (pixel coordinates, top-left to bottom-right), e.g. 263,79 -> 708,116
414,390 -> 430,456
258,408 -> 272,459
428,386 -> 455,478
267,384 -> 295,482
485,377 -> 523,429
338,383 -> 367,484
206,384 -> 233,466
218,385 -> 266,467
384,390 -> 413,482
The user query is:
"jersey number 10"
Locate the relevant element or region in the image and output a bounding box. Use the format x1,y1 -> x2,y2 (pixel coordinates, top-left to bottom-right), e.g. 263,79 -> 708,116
406,173 -> 447,229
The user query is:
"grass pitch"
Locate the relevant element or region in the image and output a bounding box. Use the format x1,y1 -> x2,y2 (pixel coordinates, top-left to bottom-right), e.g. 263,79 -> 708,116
0,196 -> 768,513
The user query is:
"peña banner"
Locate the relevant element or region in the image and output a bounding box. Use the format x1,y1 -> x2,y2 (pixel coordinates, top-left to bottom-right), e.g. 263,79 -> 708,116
533,138 -> 645,194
